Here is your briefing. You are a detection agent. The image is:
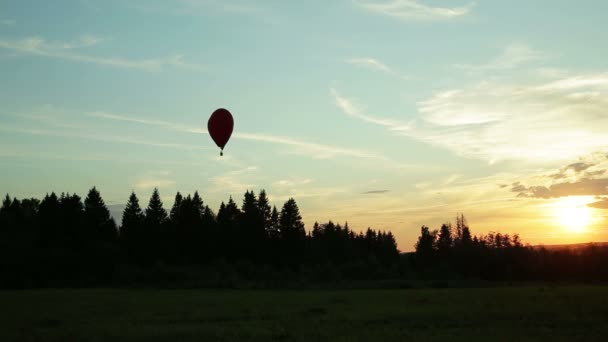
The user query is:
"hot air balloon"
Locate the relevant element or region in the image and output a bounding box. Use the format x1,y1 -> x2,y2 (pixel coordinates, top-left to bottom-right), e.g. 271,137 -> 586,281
208,108 -> 234,156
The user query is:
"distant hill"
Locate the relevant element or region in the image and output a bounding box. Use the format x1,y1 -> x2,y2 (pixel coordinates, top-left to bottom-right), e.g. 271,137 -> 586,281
532,242 -> 608,251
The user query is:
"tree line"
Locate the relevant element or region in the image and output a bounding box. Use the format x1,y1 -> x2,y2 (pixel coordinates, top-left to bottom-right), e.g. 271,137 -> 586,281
413,214 -> 608,282
0,187 -> 398,288
2,187 -> 608,289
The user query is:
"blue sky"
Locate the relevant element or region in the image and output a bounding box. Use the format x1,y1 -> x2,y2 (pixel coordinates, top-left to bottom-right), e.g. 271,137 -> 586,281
2,0 -> 608,250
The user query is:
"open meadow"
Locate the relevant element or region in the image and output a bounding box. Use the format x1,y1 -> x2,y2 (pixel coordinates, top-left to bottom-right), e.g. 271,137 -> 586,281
2,286 -> 608,341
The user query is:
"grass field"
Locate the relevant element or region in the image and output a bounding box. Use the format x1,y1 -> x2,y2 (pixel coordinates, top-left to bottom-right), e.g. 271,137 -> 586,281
2,286 -> 608,341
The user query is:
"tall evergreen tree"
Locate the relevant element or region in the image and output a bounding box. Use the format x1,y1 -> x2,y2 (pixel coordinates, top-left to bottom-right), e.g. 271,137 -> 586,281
216,197 -> 241,258
145,188 -> 168,226
279,198 -> 305,241
170,192 -> 183,223
258,190 -> 272,233
437,223 -> 453,254
268,205 -> 280,239
84,187 -> 117,242
120,192 -> 145,263
143,188 -> 167,263
121,192 -> 144,237
415,226 -> 437,267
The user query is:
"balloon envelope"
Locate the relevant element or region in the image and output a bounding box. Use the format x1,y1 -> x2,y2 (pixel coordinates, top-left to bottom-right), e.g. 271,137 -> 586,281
208,108 -> 234,151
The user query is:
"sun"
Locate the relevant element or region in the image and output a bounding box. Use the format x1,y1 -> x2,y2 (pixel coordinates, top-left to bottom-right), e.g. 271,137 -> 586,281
553,197 -> 594,233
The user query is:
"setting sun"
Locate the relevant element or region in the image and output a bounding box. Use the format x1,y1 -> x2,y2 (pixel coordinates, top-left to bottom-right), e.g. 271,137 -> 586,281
553,197 -> 595,233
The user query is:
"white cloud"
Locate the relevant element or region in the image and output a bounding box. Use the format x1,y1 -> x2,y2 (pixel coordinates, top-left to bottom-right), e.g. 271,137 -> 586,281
131,0 -> 261,16
234,132 -> 383,160
0,123 -> 208,151
0,35 -> 206,72
90,110 -> 387,161
180,0 -> 260,13
454,42 -> 546,71
209,166 -> 259,194
272,178 -> 312,188
135,179 -> 176,189
346,57 -> 409,79
357,0 -> 473,21
331,88 -> 411,129
334,72 -> 608,163
347,58 -> 391,73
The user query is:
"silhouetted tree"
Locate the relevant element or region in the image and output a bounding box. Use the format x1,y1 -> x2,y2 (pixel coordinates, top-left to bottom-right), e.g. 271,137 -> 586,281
143,188 -> 167,264
437,223 -> 453,255
258,189 -> 272,233
239,190 -> 265,260
217,197 -> 241,259
415,226 -> 437,268
278,198 -> 305,267
84,187 -> 118,242
279,198 -> 305,241
120,191 -> 145,257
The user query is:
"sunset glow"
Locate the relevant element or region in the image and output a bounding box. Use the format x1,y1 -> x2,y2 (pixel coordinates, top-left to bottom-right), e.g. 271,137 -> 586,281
552,197 -> 596,234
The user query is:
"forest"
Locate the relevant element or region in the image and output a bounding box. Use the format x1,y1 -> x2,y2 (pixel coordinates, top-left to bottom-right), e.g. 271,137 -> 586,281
1,187 -> 608,289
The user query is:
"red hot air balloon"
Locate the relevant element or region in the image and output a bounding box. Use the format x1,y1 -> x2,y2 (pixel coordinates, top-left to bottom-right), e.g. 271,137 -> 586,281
208,108 -> 234,156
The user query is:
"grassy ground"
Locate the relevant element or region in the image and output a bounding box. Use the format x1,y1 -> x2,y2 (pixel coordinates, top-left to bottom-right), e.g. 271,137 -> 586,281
2,286 -> 608,341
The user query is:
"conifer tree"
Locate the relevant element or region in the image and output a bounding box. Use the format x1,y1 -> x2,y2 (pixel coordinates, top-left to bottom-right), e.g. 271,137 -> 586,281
170,192 -> 183,223
145,188 -> 168,226
84,187 -> 117,242
279,198 -> 305,241
121,192 -> 144,236
258,190 -> 272,233
268,205 -> 280,239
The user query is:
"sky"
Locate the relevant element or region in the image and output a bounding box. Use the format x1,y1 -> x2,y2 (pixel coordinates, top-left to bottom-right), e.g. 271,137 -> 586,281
2,0 -> 608,251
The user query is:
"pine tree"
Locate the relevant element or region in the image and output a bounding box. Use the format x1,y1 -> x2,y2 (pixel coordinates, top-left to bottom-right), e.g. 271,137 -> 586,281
258,190 -> 272,233
170,192 -> 183,223
143,188 -> 167,263
38,193 -> 61,248
121,192 -> 144,237
268,205 -> 280,239
191,191 -> 204,220
217,197 -> 241,259
145,188 -> 168,226
415,226 -> 437,267
279,198 -> 305,241
437,223 -> 453,254
0,194 -> 12,235
120,192 -> 145,263
84,187 -> 117,242
241,190 -> 263,236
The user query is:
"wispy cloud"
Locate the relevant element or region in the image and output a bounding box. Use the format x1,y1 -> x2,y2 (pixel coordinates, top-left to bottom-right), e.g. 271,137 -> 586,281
180,0 -> 260,13
0,19 -> 16,25
454,42 -> 546,71
511,156 -> 608,199
362,190 -> 390,194
0,35 -> 206,72
135,179 -> 176,189
346,57 -> 409,79
334,69 -> 608,163
588,198 -> 608,209
331,88 -> 411,129
131,0 -> 261,16
88,111 -> 201,133
411,75 -> 608,162
513,178 -> 608,199
234,132 -> 382,160
91,110 -> 387,161
357,0 -> 474,21
272,178 -> 313,188
0,123 -> 208,151
209,166 -> 259,194
347,57 -> 391,73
